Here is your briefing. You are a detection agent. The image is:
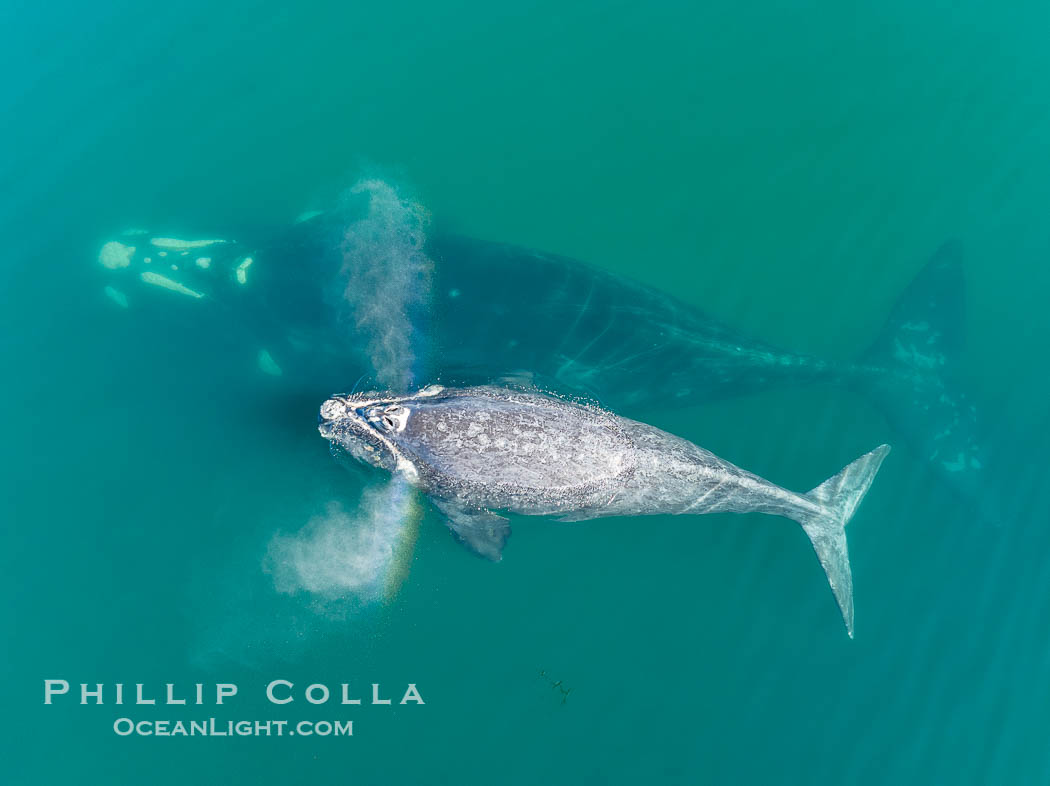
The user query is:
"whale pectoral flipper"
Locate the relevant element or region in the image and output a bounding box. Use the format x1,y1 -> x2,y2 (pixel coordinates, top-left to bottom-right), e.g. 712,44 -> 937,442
433,499 -> 511,562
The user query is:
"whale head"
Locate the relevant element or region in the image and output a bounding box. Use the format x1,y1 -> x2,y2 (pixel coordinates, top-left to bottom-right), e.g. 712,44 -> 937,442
318,391 -> 421,478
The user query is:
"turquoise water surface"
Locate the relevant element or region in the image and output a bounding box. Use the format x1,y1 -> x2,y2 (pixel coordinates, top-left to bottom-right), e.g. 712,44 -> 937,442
4,1 -> 1050,783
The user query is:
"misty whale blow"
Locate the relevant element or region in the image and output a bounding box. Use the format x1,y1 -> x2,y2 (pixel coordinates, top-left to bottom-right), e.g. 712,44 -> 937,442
318,385 -> 889,636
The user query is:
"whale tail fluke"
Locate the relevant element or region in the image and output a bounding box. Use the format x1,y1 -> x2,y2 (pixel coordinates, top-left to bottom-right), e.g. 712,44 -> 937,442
797,444 -> 891,638
859,241 -> 986,508
865,240 -> 966,373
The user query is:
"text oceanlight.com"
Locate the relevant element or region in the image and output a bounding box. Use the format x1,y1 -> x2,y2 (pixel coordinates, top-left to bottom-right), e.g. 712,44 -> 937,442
112,718 -> 354,737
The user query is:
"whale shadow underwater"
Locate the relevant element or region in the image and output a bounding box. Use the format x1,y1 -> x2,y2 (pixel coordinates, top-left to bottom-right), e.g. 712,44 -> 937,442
95,209 -> 986,522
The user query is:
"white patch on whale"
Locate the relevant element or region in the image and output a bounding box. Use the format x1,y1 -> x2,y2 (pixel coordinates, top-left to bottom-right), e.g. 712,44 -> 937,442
140,271 -> 204,299
150,237 -> 227,250
257,348 -> 282,376
235,256 -> 253,285
103,286 -> 129,308
99,241 -> 135,269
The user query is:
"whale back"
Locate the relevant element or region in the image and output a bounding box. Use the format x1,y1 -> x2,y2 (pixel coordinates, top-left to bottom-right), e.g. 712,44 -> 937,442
394,389 -> 633,493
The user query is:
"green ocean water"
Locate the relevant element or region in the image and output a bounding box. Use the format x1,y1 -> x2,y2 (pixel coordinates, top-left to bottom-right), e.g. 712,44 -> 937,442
4,1 -> 1050,783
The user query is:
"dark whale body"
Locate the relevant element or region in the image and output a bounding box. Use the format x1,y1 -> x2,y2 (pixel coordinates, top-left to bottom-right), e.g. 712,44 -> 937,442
96,212 -> 984,513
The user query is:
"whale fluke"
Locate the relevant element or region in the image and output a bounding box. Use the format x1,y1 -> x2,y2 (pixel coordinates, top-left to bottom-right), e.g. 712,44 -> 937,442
797,444 -> 891,638
867,240 -> 966,367
859,241 -> 985,516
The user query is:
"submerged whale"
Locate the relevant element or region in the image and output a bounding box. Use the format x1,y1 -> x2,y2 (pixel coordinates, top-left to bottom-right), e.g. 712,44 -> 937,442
94,208 -> 982,512
317,385 -> 890,636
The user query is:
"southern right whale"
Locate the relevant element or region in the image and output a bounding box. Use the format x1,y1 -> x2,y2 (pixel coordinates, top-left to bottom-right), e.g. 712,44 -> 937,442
317,384 -> 891,636
94,206 -> 982,511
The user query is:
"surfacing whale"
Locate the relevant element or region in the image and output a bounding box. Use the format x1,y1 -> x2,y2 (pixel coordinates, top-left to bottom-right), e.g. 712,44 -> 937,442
317,385 -> 890,637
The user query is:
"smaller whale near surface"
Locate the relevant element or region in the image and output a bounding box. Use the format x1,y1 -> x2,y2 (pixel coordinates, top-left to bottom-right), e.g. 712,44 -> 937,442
317,385 -> 890,636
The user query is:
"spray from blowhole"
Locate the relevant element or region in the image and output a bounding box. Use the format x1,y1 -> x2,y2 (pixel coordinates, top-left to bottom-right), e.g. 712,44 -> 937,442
267,178 -> 434,607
